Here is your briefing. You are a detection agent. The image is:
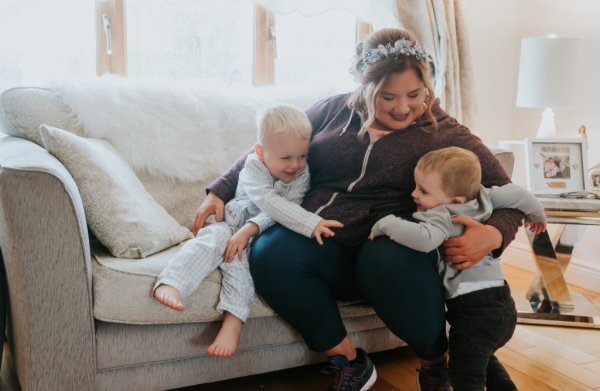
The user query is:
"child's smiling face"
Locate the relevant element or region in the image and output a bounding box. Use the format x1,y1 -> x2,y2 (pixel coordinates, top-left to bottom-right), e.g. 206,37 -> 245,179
411,167 -> 455,212
256,133 -> 310,183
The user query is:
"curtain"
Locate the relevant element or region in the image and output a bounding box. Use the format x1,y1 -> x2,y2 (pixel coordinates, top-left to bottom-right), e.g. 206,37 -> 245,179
394,0 -> 476,128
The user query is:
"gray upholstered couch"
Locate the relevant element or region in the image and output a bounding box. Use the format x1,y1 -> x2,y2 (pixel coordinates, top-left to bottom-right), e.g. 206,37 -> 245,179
0,79 -> 514,390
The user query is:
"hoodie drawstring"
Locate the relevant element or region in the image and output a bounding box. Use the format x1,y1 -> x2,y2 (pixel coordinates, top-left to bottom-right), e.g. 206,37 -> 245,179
339,109 -> 355,136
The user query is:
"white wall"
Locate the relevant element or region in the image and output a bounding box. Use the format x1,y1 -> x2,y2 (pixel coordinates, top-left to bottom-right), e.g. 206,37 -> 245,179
462,0 -> 519,144
512,0 -> 600,167
464,0 -> 600,292
465,0 -> 600,161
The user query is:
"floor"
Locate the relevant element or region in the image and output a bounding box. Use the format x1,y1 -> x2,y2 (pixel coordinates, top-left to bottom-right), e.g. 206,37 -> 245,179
1,263 -> 599,390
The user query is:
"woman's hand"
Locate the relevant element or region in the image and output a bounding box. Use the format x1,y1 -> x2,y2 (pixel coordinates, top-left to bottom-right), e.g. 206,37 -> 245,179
441,215 -> 503,270
190,192 -> 225,235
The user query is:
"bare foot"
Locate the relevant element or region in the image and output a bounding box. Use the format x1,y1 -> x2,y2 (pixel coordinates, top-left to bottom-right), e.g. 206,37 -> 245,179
206,312 -> 243,357
153,284 -> 185,311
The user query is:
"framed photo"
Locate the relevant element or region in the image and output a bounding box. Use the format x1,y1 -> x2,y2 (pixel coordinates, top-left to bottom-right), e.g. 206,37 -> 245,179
525,137 -> 590,195
591,167 -> 600,192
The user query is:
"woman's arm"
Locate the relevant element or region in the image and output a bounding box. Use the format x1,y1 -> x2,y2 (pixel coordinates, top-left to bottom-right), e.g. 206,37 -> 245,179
443,215 -> 503,269
190,192 -> 225,235
190,150 -> 253,235
443,130 -> 524,263
206,149 -> 253,201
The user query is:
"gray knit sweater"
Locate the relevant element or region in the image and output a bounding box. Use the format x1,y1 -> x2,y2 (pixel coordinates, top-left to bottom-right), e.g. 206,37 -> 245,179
208,93 -> 523,252
370,183 -> 545,298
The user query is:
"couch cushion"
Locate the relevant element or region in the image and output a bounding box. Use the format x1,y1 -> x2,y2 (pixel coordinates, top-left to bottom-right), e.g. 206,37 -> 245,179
94,315 -> 400,370
136,171 -> 209,228
92,243 -> 376,324
40,124 -> 193,258
0,87 -> 84,145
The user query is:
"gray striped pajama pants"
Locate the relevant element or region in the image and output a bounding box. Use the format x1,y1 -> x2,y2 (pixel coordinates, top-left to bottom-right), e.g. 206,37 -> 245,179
155,221 -> 255,322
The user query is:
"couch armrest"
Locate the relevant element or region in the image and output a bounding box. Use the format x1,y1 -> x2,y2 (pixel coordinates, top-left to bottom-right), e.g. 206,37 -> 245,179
488,145 -> 515,179
0,136 -> 95,389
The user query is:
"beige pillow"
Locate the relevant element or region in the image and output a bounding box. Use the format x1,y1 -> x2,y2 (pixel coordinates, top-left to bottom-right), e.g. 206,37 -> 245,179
39,124 -> 192,258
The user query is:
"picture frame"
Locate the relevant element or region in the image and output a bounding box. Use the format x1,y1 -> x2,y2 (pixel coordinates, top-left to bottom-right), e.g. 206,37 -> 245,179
591,166 -> 600,192
525,137 -> 590,196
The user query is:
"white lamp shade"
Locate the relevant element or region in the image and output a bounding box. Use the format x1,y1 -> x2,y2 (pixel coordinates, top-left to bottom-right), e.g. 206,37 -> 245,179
516,37 -> 580,108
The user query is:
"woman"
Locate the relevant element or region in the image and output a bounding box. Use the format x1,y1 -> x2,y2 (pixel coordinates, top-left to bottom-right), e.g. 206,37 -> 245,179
192,28 -> 523,391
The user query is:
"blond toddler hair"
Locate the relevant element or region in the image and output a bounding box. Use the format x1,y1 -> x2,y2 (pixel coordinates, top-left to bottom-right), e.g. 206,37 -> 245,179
416,147 -> 482,201
256,104 -> 312,145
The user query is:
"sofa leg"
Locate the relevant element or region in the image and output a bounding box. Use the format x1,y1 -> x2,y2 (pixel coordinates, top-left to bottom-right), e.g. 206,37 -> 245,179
0,250 -> 6,372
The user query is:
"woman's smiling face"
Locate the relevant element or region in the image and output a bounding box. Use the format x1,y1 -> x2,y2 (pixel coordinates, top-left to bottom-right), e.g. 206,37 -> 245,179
372,69 -> 427,132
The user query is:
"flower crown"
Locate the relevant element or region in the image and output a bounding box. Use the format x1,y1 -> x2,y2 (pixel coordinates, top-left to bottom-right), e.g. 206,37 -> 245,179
361,39 -> 428,71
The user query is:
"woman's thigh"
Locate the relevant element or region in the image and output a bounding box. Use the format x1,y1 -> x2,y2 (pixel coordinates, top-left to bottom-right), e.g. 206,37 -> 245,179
356,237 -> 447,360
250,224 -> 361,351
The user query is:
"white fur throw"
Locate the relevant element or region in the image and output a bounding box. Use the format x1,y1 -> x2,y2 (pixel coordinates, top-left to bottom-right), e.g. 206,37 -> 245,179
54,76 -> 348,182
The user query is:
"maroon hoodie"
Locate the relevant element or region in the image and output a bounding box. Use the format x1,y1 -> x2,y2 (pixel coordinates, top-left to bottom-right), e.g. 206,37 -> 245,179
208,93 -> 523,254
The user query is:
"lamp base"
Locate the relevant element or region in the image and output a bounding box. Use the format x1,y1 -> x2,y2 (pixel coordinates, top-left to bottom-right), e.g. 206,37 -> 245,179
536,107 -> 557,138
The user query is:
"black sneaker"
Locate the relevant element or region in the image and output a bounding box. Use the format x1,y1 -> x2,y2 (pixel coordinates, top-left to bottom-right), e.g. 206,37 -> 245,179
486,355 -> 517,391
324,348 -> 377,391
417,363 -> 450,391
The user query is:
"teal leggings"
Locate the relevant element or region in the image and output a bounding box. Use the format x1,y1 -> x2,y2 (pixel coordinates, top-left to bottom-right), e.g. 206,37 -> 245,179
250,224 -> 448,360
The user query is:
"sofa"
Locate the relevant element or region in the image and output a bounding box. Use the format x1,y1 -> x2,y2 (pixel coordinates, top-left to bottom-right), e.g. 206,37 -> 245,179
0,77 -> 514,390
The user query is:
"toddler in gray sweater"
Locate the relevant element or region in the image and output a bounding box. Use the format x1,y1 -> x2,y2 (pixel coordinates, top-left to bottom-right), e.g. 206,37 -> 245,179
370,146 -> 546,391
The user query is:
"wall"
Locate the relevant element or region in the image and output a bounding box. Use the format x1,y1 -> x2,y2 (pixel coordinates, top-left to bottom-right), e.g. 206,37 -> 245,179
464,0 -> 600,292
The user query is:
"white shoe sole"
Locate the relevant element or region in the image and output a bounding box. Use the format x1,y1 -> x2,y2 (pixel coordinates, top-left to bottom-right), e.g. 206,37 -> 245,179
361,366 -> 377,390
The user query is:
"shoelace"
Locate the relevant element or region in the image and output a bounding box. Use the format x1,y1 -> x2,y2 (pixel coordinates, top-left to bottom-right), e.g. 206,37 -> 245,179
322,364 -> 360,391
337,366 -> 360,391
418,368 -> 449,391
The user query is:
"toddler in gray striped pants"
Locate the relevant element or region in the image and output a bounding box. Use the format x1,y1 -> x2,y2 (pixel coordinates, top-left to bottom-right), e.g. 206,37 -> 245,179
153,104 -> 343,357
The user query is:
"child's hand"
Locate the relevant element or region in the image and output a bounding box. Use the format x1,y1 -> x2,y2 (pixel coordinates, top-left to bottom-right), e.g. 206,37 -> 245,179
224,231 -> 250,263
312,219 -> 344,245
224,222 -> 258,262
368,216 -> 390,240
368,228 -> 377,241
368,228 -> 383,240
527,221 -> 547,234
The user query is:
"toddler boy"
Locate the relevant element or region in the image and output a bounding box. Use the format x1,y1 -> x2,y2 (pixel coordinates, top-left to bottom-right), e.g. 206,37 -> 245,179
370,146 -> 546,391
154,104 -> 342,357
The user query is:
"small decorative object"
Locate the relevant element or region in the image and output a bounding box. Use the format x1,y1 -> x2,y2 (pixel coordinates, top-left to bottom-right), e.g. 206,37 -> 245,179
590,163 -> 600,193
578,124 -> 588,148
525,137 -> 590,196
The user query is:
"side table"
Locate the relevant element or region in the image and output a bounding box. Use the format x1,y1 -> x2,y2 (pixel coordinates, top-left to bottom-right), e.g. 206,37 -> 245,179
514,196 -> 600,328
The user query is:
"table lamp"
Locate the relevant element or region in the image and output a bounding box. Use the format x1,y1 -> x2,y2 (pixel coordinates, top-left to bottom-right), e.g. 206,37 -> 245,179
516,35 -> 581,138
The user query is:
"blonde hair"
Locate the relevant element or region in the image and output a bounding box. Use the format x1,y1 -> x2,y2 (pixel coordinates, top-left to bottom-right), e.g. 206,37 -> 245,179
416,147 -> 481,200
347,28 -> 437,141
256,104 -> 312,144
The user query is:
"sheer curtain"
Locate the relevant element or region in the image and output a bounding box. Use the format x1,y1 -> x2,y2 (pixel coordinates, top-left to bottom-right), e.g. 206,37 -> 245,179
0,0 -> 96,92
166,0 -> 398,27
250,0 -> 477,126
394,0 -> 476,128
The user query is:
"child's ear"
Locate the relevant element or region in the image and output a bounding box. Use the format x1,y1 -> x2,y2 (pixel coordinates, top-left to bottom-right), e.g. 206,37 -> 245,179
254,143 -> 264,160
451,196 -> 467,204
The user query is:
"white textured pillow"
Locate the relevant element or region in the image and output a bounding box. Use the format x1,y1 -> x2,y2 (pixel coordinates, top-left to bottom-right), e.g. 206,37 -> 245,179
39,124 -> 193,258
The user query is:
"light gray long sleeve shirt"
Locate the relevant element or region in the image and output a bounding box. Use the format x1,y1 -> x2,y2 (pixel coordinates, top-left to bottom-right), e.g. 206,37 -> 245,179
370,183 -> 546,298
225,153 -> 322,238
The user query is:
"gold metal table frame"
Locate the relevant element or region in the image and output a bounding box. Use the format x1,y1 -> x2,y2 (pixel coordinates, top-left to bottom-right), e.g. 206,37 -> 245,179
514,209 -> 600,328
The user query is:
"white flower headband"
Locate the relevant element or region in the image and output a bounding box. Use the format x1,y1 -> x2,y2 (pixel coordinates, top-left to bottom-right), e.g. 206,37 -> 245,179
361,39 -> 428,71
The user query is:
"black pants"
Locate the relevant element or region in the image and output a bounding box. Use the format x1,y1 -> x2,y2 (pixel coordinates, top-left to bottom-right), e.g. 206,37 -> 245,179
446,283 -> 517,391
250,224 -> 448,359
